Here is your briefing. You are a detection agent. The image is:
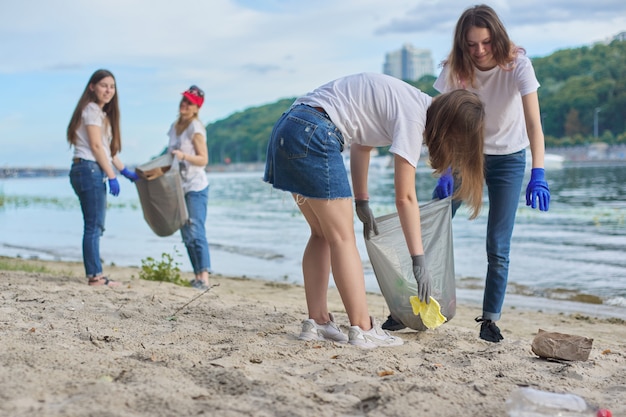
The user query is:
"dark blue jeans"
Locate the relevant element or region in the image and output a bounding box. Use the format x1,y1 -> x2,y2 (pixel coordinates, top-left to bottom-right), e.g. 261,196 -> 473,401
439,150 -> 526,321
69,159 -> 107,278
181,186 -> 211,274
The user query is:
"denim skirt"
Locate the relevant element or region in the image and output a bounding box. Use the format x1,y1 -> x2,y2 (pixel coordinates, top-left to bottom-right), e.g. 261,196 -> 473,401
263,104 -> 351,199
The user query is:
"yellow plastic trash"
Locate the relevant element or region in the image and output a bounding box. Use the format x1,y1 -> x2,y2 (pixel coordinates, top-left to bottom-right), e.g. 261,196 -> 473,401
409,296 -> 447,329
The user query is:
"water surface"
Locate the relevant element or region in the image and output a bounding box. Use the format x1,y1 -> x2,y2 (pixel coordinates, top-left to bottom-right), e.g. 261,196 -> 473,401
1,164 -> 625,317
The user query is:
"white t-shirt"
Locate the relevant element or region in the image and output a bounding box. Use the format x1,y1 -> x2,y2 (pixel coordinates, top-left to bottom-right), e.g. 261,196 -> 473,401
167,118 -> 209,193
72,102 -> 112,162
294,72 -> 432,167
434,54 -> 540,155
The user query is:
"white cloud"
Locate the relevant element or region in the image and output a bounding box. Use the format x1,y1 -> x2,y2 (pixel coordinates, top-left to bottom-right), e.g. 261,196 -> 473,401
0,0 -> 624,166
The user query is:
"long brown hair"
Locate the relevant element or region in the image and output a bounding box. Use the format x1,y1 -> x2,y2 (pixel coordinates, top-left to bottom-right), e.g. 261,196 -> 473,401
66,69 -> 122,156
424,89 -> 485,219
444,4 -> 523,88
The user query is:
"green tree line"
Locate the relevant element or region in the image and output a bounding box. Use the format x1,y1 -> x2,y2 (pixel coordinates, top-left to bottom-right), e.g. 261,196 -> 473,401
205,40 -> 626,164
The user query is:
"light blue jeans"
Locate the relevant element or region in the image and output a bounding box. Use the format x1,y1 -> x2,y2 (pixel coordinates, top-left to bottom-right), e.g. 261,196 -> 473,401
181,186 -> 211,274
440,149 -> 526,321
69,159 -> 107,278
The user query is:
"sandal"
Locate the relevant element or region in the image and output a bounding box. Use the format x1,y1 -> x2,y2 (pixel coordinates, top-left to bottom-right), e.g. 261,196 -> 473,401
190,279 -> 210,290
88,276 -> 122,287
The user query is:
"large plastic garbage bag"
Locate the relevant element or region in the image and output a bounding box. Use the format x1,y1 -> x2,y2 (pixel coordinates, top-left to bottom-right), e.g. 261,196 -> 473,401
135,154 -> 188,237
364,198 -> 456,331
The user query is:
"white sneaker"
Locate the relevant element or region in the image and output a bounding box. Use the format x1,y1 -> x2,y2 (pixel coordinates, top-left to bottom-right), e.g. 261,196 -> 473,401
298,313 -> 348,343
348,316 -> 404,349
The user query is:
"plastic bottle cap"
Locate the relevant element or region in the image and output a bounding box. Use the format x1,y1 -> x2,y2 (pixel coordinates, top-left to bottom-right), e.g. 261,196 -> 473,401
597,410 -> 612,417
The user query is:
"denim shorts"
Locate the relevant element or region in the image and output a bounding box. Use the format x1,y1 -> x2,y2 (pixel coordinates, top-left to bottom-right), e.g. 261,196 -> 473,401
263,104 -> 351,199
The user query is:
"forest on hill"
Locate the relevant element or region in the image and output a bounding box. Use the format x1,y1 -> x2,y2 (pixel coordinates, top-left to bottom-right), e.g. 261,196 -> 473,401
205,40 -> 626,165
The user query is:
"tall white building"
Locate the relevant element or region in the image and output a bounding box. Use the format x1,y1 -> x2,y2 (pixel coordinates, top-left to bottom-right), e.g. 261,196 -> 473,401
383,43 -> 434,81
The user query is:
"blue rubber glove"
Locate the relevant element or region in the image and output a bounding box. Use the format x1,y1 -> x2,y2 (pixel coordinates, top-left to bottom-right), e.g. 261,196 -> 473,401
120,167 -> 139,182
526,168 -> 550,211
108,177 -> 120,196
411,255 -> 432,304
355,200 -> 379,240
434,168 -> 454,199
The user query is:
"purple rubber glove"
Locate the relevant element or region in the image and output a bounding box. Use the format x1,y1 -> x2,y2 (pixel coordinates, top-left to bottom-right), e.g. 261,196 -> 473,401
411,255 -> 432,304
120,167 -> 139,182
525,168 -> 550,211
434,168 -> 454,199
108,177 -> 120,196
355,200 -> 379,240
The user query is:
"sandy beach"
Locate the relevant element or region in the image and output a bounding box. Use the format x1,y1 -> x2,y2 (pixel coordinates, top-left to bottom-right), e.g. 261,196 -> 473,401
0,257 -> 624,417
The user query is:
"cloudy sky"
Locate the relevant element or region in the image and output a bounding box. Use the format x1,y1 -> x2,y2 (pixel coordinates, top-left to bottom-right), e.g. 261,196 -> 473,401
1,0 -> 625,167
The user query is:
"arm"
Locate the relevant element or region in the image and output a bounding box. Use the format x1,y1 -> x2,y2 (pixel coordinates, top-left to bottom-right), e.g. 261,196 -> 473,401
86,125 -> 116,179
112,155 -> 138,182
393,155 -> 423,256
111,155 -> 124,172
395,154 -> 431,302
350,143 -> 372,200
172,133 -> 208,166
522,92 -> 550,211
351,143 -> 378,239
522,92 -> 545,169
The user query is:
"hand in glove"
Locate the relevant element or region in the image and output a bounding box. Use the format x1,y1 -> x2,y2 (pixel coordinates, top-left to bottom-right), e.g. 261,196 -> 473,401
355,199 -> 379,240
434,168 -> 454,199
525,168 -> 550,211
120,167 -> 139,182
412,255 -> 431,303
108,177 -> 120,197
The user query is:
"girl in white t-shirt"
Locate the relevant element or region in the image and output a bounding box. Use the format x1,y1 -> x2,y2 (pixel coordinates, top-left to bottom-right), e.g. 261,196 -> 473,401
167,85 -> 211,290
420,5 -> 551,343
67,69 -> 138,287
264,73 -> 486,348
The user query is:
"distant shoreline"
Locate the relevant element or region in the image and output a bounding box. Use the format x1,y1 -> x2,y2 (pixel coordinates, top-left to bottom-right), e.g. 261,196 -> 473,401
2,158 -> 626,179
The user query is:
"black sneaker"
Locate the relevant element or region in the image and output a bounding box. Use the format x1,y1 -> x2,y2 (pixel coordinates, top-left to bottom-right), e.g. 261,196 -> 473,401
476,317 -> 504,343
381,315 -> 407,331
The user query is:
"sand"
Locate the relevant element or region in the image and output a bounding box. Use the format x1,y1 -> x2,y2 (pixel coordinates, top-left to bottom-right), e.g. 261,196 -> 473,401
0,257 -> 624,417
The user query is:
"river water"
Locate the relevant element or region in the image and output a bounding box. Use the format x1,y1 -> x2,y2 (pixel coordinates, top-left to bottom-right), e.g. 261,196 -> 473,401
1,163 -> 625,318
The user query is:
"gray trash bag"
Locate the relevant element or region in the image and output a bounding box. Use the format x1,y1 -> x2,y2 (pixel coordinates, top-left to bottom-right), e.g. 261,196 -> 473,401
135,154 -> 188,237
364,198 -> 456,331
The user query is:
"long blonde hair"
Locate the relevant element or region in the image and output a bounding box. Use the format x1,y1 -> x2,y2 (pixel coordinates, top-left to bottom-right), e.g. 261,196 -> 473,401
67,69 -> 122,156
424,89 -> 485,219
444,4 -> 523,89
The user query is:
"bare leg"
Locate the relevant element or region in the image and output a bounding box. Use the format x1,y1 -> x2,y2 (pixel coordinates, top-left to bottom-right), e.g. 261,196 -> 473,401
295,195 -> 371,330
196,270 -> 210,286
297,199 -> 331,324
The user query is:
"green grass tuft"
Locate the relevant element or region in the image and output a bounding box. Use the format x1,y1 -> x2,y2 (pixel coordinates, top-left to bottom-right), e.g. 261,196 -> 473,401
139,249 -> 190,287
0,259 -> 48,273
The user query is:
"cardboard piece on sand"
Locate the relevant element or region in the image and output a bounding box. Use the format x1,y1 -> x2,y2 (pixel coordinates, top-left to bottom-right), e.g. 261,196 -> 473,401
531,329 -> 594,361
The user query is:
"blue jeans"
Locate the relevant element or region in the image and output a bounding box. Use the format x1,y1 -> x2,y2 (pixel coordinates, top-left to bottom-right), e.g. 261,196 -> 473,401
69,159 -> 107,278
181,186 -> 211,274
483,150 -> 526,320
438,150 -> 526,321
